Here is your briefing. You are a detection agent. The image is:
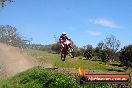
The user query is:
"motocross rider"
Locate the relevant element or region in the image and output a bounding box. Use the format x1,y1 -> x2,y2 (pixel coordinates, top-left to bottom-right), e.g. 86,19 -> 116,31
59,32 -> 73,51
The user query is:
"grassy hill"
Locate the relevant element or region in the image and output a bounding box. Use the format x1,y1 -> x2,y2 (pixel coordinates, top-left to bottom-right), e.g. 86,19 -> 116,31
0,67 -> 115,88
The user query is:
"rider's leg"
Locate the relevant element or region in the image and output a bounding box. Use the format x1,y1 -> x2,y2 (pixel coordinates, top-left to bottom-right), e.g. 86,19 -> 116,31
60,43 -> 64,52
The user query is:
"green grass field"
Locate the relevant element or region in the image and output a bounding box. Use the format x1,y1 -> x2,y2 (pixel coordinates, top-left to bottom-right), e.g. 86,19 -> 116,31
26,49 -> 127,72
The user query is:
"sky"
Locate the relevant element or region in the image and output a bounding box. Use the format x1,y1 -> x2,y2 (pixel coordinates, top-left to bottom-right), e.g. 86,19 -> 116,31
0,0 -> 132,48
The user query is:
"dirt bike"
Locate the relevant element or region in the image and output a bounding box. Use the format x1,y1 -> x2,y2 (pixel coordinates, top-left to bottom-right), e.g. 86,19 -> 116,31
61,40 -> 75,61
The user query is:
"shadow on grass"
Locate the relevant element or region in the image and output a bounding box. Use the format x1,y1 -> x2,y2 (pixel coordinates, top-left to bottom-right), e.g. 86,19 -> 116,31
97,59 -> 102,61
82,58 -> 100,61
107,68 -> 124,72
82,58 -> 89,60
110,63 -> 123,67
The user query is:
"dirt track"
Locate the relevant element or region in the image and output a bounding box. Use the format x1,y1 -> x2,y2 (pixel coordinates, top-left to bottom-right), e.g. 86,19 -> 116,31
0,43 -> 36,77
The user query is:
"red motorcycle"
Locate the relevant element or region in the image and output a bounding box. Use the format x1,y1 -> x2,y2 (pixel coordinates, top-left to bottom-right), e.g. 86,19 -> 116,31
61,40 -> 75,61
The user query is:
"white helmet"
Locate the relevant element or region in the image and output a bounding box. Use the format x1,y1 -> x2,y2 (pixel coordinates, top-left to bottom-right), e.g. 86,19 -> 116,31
62,32 -> 66,35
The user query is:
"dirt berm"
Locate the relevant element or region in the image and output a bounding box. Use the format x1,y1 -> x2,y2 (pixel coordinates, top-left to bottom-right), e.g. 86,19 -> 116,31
0,43 -> 36,77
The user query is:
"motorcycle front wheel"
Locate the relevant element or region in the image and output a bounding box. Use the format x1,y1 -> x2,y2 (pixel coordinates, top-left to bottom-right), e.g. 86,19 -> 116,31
69,48 -> 75,58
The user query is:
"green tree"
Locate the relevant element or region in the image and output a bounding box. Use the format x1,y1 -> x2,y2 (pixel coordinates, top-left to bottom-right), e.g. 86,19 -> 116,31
96,35 -> 121,62
119,45 -> 132,68
0,25 -> 28,48
104,35 -> 120,52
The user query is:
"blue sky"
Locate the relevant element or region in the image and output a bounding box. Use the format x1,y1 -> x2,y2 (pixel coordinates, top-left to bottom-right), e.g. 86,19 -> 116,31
0,0 -> 132,48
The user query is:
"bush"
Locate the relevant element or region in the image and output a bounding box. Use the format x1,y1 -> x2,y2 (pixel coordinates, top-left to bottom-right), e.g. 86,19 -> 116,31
83,50 -> 92,59
98,50 -> 110,63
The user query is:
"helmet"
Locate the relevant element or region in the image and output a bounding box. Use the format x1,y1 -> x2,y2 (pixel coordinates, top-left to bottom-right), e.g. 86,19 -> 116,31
62,32 -> 66,35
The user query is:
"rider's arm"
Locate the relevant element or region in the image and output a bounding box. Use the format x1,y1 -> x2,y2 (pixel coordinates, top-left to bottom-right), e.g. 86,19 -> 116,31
66,36 -> 71,41
66,36 -> 73,45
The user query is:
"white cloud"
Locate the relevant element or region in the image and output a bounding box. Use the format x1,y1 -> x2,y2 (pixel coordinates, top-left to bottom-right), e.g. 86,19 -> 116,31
89,18 -> 123,29
87,31 -> 101,36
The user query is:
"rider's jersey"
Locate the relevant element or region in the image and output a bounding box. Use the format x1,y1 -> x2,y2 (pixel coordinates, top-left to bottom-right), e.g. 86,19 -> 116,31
59,35 -> 71,43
